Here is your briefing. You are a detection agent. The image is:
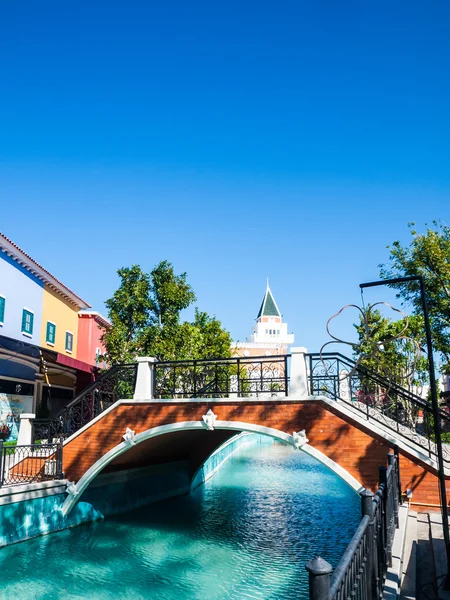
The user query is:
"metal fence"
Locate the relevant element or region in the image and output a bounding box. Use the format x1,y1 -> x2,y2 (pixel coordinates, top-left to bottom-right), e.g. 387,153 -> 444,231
306,451 -> 401,600
33,363 -> 137,443
0,442 -> 63,486
154,355 -> 290,398
307,352 -> 450,465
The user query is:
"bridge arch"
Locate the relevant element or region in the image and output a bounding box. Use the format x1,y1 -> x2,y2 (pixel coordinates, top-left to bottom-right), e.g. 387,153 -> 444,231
61,420 -> 364,516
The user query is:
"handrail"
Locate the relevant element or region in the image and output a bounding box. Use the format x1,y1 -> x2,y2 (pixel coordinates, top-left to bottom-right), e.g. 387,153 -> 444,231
307,352 -> 429,408
328,515 -> 370,599
307,352 -> 450,464
33,363 -> 137,443
157,354 -> 291,366
306,452 -> 401,600
43,363 -> 136,422
154,354 -> 289,398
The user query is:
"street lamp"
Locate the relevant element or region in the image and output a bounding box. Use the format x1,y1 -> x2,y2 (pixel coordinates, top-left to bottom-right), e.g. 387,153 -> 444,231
360,275 -> 450,588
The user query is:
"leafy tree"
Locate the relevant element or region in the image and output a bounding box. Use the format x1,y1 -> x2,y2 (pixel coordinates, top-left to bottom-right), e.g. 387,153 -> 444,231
380,221 -> 450,371
101,262 -> 232,364
354,306 -> 428,391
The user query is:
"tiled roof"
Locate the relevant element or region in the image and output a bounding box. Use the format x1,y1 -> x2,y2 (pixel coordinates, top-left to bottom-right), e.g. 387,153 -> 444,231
257,285 -> 281,318
0,232 -> 91,309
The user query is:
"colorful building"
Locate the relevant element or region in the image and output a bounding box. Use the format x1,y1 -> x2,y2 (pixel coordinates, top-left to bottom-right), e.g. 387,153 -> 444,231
0,233 -> 109,439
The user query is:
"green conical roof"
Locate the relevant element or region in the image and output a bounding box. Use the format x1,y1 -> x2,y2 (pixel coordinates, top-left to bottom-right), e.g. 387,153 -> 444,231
257,286 -> 281,318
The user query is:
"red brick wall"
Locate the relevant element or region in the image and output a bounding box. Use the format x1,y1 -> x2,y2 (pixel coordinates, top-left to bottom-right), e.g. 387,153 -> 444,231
63,399 -> 449,510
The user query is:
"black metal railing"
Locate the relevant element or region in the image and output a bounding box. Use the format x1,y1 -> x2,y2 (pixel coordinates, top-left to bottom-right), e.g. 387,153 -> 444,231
32,363 -> 137,443
0,441 -> 63,486
306,451 -> 402,600
307,352 -> 450,465
154,355 -> 290,398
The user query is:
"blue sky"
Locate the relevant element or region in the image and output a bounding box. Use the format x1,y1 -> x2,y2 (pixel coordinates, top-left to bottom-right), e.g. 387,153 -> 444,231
0,1 -> 449,352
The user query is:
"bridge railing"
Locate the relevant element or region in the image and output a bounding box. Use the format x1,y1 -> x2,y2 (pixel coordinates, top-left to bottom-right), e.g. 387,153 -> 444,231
32,363 -> 137,444
153,354 -> 290,398
306,451 -> 401,600
0,442 -> 63,487
306,352 -> 450,466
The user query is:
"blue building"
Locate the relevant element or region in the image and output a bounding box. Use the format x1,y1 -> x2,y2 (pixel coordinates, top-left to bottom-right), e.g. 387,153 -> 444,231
0,233 -> 93,440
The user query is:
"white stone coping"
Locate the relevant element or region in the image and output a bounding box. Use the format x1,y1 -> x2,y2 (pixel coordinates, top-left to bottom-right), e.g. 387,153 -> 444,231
383,504 -> 409,600
61,420 -> 364,517
62,394 -> 447,476
315,395 -> 448,476
62,394 -> 318,445
0,479 -> 68,506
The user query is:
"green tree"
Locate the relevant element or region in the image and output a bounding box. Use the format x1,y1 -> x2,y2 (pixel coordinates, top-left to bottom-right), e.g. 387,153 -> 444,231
101,262 -> 232,364
354,306 -> 428,390
380,221 -> 450,371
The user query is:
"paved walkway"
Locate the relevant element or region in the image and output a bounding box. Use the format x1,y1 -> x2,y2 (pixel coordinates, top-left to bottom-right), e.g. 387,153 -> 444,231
414,512 -> 450,600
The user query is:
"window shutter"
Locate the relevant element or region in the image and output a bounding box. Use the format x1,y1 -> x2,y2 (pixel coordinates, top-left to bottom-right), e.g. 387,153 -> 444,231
28,312 -> 34,334
21,310 -> 27,332
46,322 -> 55,343
66,332 -> 73,352
0,297 -> 5,323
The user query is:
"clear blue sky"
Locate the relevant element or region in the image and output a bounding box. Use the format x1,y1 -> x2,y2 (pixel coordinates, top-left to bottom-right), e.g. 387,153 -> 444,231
0,1 -> 449,352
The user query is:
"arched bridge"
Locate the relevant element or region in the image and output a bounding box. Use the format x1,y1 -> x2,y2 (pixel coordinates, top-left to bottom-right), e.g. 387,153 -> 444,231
31,348 -> 450,514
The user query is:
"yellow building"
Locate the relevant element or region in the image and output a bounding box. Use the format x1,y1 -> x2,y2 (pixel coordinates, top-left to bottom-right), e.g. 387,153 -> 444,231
40,287 -> 79,356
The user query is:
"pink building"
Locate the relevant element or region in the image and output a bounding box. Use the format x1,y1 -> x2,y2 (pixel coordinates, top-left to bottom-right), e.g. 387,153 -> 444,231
77,311 -> 110,368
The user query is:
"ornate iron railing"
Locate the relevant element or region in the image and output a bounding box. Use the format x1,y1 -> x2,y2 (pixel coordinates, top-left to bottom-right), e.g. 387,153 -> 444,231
307,352 -> 450,465
32,363 -> 137,443
0,442 -> 63,486
306,452 -> 401,600
154,355 -> 289,398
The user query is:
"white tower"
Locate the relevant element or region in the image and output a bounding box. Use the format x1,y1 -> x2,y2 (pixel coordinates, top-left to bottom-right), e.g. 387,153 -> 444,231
234,281 -> 294,356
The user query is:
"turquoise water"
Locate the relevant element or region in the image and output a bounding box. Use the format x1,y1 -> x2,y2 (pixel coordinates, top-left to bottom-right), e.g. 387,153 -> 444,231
0,442 -> 360,600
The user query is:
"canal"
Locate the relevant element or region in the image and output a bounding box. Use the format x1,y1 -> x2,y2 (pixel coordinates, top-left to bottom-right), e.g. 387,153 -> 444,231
0,440 -> 360,599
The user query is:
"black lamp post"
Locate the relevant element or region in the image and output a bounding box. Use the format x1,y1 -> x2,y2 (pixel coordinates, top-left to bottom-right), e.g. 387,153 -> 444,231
360,275 -> 450,588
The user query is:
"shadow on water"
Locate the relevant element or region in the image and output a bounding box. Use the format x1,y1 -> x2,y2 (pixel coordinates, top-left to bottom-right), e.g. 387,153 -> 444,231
0,443 -> 360,600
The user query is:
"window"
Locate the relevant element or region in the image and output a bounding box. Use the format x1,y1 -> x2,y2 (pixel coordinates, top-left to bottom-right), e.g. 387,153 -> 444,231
46,321 -> 56,345
277,330 -> 280,335
21,309 -> 34,336
95,348 -> 101,365
65,331 -> 73,353
0,296 -> 5,324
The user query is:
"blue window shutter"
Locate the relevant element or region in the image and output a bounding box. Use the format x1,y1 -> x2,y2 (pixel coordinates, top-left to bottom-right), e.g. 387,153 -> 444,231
22,310 -> 34,335
66,332 -> 73,351
0,297 -> 5,323
46,322 -> 55,344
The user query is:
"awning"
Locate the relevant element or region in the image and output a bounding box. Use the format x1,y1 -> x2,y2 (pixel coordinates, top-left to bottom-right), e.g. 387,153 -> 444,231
56,353 -> 96,374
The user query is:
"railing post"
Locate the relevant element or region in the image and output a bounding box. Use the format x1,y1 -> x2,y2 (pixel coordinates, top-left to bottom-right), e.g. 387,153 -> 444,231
133,357 -> 157,400
379,465 -> 393,567
305,556 -> 332,600
0,441 -> 4,487
387,453 -> 399,527
393,445 -> 402,507
360,489 -> 376,600
289,347 -> 309,397
17,413 -> 36,446
56,442 -> 63,479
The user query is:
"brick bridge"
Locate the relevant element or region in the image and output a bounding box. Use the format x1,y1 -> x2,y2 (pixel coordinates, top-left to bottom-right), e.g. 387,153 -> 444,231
54,349 -> 450,516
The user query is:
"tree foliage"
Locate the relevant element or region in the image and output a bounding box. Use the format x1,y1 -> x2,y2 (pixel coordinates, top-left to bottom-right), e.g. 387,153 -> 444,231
354,306 -> 428,390
101,262 -> 232,364
380,221 -> 450,372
